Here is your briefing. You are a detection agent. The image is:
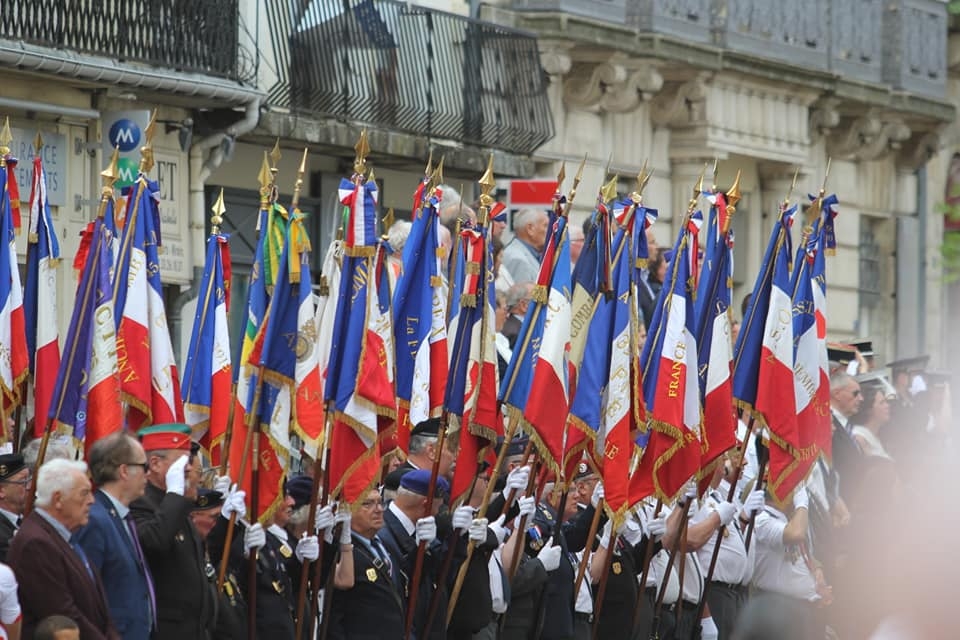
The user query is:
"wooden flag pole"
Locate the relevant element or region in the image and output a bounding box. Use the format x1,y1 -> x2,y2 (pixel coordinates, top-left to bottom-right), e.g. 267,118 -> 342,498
630,500 -> 662,632
572,496 -> 604,597
591,531 -> 619,640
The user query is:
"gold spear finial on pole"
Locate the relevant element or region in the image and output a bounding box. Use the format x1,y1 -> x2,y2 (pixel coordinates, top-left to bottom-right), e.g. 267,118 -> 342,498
33,131 -> 43,155
722,170 -> 742,234
101,146 -> 120,195
477,154 -> 496,226
784,167 -> 800,208
211,188 -> 226,235
258,151 -> 272,208
354,130 -> 370,177
556,161 -> 567,192
0,118 -> 12,169
687,164 -> 707,215
711,157 -> 719,193
632,159 -> 654,202
138,110 -> 157,175
425,149 -> 433,177
600,173 -> 619,204
292,148 -> 308,211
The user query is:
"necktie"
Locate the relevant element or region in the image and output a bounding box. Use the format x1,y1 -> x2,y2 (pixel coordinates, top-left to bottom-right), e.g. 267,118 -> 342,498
14,515 -> 21,527
71,541 -> 95,582
125,514 -> 158,629
371,537 -> 393,576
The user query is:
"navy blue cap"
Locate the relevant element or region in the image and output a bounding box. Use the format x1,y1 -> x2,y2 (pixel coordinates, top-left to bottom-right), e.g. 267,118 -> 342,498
193,488 -> 225,511
0,454 -> 25,480
285,475 -> 314,511
496,435 -> 529,458
399,468 -> 450,498
411,418 -> 442,438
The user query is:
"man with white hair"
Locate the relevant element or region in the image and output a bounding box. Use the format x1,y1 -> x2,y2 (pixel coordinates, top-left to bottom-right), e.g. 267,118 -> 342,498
8,458 -> 119,639
501,208 -> 548,284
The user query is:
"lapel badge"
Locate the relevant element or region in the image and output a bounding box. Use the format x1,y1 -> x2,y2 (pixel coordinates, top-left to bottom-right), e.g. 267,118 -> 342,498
279,543 -> 293,558
612,561 -> 622,575
175,531 -> 186,543
366,567 -> 378,582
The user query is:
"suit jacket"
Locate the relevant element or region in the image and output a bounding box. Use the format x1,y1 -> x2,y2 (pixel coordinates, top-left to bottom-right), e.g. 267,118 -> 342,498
130,483 -> 214,640
502,315 -> 522,349
379,508 -> 448,640
75,490 -> 153,640
7,511 -> 119,640
327,533 -> 404,640
0,513 -> 16,563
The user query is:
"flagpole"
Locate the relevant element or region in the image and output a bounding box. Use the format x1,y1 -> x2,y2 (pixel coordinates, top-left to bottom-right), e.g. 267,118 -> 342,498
650,501 -> 690,635
216,148 -> 279,593
445,155 -> 508,626
572,496 -> 604,597
0,122 -> 13,450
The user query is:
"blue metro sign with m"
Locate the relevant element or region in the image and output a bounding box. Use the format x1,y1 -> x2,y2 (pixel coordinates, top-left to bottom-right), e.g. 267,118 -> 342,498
108,119 -> 141,152
102,110 -> 151,189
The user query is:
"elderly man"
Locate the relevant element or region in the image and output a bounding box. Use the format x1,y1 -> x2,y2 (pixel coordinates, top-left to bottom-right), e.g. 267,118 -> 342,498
501,281 -> 533,349
328,488 -> 404,640
383,418 -> 457,496
130,423 -> 214,640
75,432 -> 155,640
8,458 -> 118,640
501,208 -> 548,284
0,453 -> 28,562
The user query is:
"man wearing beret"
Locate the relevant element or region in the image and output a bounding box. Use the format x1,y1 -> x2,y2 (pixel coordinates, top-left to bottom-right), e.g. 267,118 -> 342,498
378,469 -> 452,639
75,432 -> 155,640
130,424 -> 214,640
0,453 -> 28,563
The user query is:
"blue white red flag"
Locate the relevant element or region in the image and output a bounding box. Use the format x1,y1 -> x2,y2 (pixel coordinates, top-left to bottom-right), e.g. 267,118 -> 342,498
48,212 -> 121,450
113,176 -> 183,429
448,223 -> 500,505
0,159 -> 27,417
631,212 -> 703,503
25,155 -> 61,437
182,229 -> 232,465
326,178 -> 396,505
393,187 -> 447,453
693,191 -> 738,490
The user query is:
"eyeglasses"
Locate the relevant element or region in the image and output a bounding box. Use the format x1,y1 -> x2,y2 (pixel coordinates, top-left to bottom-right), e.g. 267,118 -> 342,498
124,462 -> 149,472
359,499 -> 385,510
1,477 -> 30,486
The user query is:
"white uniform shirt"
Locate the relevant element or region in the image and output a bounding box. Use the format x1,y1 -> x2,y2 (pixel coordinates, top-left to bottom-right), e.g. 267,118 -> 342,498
692,483 -> 755,586
488,548 -> 508,614
638,500 -> 679,604
751,506 -> 818,602
572,551 -> 593,614
0,563 -> 18,640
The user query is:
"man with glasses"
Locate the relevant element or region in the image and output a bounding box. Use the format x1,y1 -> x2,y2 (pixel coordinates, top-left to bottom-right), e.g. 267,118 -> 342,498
0,453 -> 29,562
327,488 -> 404,640
75,432 -> 155,640
130,423 -> 214,640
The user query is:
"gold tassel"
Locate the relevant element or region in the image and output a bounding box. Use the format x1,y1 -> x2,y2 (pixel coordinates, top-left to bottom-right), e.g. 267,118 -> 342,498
531,284 -> 548,305
460,293 -> 477,308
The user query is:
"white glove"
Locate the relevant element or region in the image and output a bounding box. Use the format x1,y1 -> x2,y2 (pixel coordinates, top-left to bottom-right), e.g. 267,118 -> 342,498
295,534 -> 320,563
220,486 -> 247,520
468,518 -> 488,543
213,475 -> 232,495
337,509 -> 353,545
502,465 -> 530,500
415,516 -> 437,544
314,505 -> 335,532
536,536 -> 561,572
714,501 -> 738,526
591,481 -> 604,509
793,486 -> 809,511
517,495 -> 536,519
452,506 -> 474,532
599,519 -> 612,549
683,482 -> 698,503
647,514 -> 667,539
621,515 -> 644,546
700,616 -> 719,640
243,523 -> 266,557
741,489 -> 765,519
165,455 -> 188,496
488,515 -> 509,544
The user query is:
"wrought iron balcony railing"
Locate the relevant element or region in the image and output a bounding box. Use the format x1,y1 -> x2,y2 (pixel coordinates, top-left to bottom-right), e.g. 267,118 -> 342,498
0,0 -> 241,81
266,0 -> 555,156
510,0 -> 948,99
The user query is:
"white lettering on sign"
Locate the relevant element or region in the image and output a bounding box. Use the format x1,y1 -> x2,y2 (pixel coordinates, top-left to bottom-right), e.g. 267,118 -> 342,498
10,128 -> 68,207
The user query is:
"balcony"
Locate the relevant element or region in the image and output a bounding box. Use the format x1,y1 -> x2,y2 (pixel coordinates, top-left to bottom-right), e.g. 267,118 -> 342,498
505,0 -> 948,100
265,0 -> 555,156
0,0 -> 241,81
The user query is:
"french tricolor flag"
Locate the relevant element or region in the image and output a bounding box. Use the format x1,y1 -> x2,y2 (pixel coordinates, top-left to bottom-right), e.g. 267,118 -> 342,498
0,159 -> 28,416
182,229 -> 232,465
25,155 -> 61,436
631,213 -> 702,503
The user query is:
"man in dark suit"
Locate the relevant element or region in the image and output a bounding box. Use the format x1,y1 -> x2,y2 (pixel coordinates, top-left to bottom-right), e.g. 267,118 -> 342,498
327,488 -> 405,639
383,418 -> 456,496
0,453 -> 28,562
501,282 -> 533,349
7,458 -> 119,640
75,432 -> 155,640
130,423 -> 214,640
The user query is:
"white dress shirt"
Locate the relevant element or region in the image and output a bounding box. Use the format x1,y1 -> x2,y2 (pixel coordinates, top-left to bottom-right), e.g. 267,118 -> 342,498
751,506 -> 818,602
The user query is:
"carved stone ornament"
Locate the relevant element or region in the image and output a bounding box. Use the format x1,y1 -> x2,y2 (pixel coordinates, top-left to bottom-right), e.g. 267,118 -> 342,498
809,97 -> 841,141
562,61 -> 664,113
897,130 -> 942,171
828,110 -> 912,161
539,43 -> 573,77
650,75 -> 709,127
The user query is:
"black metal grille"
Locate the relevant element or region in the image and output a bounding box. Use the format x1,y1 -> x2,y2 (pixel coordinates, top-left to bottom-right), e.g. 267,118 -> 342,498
267,0 -> 554,155
0,0 -> 240,80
